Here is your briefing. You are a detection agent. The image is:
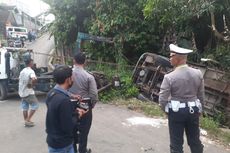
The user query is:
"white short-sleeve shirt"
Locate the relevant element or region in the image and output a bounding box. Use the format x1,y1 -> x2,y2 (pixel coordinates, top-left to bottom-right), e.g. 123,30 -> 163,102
18,67 -> 37,98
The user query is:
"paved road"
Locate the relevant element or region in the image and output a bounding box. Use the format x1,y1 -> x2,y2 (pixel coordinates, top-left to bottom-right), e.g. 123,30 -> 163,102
0,95 -> 229,153
26,33 -> 54,67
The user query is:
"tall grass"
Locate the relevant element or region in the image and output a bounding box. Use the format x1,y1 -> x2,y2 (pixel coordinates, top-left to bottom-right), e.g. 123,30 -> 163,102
86,60 -> 139,101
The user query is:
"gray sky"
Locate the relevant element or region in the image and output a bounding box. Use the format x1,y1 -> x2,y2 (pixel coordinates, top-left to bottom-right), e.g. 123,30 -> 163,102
0,0 -> 50,17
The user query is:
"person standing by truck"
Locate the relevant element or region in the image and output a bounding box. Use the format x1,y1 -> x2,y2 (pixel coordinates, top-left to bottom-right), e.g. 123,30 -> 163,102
28,31 -> 32,42
18,58 -> 39,127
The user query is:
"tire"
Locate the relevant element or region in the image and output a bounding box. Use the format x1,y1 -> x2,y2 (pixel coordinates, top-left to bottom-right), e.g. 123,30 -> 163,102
155,55 -> 173,69
0,82 -> 7,100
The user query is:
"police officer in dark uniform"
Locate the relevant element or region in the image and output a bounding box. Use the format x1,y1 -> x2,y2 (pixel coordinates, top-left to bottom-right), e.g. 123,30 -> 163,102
159,44 -> 204,153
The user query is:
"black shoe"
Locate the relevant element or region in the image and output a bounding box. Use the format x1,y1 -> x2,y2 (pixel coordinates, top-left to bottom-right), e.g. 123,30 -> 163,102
79,148 -> 91,153
86,148 -> 91,153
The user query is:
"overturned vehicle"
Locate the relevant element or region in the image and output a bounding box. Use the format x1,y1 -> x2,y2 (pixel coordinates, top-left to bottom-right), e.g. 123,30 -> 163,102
132,53 -> 230,127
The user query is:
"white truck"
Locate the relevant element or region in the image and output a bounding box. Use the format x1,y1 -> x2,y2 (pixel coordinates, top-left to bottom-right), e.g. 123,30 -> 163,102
0,47 -> 54,100
6,26 -> 28,40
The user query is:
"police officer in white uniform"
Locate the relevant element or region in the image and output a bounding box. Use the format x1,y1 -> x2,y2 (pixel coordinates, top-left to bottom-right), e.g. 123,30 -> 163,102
159,44 -> 204,153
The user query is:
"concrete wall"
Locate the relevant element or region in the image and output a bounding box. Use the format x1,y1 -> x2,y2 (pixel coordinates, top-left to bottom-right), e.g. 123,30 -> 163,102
23,13 -> 41,31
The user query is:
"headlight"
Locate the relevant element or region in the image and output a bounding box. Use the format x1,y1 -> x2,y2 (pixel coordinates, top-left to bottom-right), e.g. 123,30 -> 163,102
139,70 -> 145,77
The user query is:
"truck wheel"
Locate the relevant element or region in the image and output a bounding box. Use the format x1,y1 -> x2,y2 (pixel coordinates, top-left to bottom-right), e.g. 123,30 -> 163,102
155,55 -> 172,69
0,83 -> 7,100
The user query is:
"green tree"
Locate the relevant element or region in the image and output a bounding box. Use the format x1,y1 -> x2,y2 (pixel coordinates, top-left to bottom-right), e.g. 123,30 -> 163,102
143,0 -> 230,50
44,0 -> 92,47
87,0 -> 162,62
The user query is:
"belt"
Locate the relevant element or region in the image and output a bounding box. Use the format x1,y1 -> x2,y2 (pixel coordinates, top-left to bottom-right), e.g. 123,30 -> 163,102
168,101 -> 196,108
168,100 -> 201,114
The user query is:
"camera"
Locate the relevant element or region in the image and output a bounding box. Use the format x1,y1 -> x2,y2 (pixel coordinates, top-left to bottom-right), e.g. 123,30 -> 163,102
77,102 -> 89,111
71,98 -> 91,111
81,97 -> 91,104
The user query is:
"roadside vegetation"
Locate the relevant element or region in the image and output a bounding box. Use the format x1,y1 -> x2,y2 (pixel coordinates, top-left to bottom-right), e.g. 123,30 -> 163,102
200,116 -> 230,146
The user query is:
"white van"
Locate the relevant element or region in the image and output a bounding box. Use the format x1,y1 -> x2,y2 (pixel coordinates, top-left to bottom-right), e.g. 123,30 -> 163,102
6,26 -> 28,40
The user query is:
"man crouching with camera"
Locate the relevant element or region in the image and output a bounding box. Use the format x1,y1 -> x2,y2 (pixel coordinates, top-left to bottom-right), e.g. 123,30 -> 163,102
45,65 -> 87,153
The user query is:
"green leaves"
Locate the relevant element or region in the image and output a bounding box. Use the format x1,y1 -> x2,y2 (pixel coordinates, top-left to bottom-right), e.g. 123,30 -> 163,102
46,0 -> 92,47
86,0 -> 162,62
143,0 -> 158,18
143,0 -> 213,31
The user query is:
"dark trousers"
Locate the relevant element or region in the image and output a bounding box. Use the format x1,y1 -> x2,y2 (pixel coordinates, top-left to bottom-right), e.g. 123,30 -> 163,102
73,122 -> 80,153
73,109 -> 92,153
168,107 -> 203,153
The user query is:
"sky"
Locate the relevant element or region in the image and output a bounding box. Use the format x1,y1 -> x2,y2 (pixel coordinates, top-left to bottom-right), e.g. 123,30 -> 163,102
0,0 -> 50,17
